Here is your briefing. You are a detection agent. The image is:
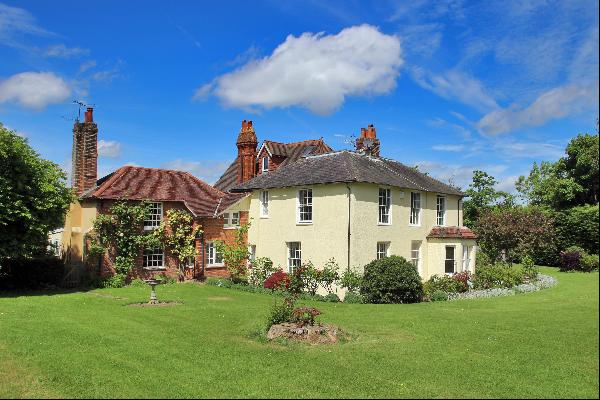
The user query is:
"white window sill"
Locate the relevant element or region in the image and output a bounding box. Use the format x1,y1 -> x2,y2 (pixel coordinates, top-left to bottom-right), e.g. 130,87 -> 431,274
260,215 -> 269,219
143,226 -> 159,231
296,222 -> 313,225
142,266 -> 167,271
223,226 -> 240,230
378,222 -> 392,226
409,224 -> 421,227
206,264 -> 225,268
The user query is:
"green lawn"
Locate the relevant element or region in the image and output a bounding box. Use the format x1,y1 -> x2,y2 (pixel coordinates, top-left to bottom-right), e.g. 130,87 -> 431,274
1,267 -> 598,399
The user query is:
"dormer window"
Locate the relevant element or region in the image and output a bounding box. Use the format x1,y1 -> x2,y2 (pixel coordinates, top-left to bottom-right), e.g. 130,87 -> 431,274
262,156 -> 269,173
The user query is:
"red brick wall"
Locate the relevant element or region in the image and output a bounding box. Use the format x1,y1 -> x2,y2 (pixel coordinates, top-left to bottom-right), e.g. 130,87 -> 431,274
90,200 -> 249,281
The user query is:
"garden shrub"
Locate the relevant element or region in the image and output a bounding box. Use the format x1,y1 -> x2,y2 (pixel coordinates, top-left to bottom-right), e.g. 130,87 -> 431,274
323,293 -> 340,302
360,256 -> 423,304
292,306 -> 321,326
264,270 -> 290,291
343,292 -> 364,304
320,258 -> 340,294
298,261 -> 320,295
266,297 -> 295,329
424,275 -> 462,298
248,257 -> 277,287
521,255 -> 539,280
560,251 -> 582,272
431,290 -> 449,302
102,274 -> 126,288
472,263 -> 524,289
340,267 -> 362,293
0,257 -> 65,290
581,253 -> 599,272
451,271 -> 471,292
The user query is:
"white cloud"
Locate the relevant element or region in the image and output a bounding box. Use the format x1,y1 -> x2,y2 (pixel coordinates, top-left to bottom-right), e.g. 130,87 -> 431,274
97,140 -> 122,158
44,44 -> 89,58
162,159 -> 232,184
0,3 -> 53,47
198,24 -> 403,115
0,71 -> 71,109
477,82 -> 599,135
415,160 -> 508,190
79,60 -> 97,73
432,144 -> 464,152
411,67 -> 499,112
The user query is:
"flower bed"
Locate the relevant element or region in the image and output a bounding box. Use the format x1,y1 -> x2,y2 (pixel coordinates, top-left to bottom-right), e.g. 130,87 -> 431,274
448,274 -> 558,301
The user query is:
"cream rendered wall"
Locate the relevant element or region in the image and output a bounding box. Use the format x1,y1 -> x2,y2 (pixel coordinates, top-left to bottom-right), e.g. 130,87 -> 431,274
350,183 -> 463,278
426,238 -> 477,277
60,200 -> 97,264
247,184 -> 350,271
246,182 -> 469,280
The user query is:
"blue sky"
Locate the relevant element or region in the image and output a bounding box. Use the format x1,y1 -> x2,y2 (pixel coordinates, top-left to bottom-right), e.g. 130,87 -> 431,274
1,0 -> 598,191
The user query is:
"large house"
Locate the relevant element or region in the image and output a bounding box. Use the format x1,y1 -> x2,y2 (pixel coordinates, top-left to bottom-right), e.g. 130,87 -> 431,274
58,108 -> 476,282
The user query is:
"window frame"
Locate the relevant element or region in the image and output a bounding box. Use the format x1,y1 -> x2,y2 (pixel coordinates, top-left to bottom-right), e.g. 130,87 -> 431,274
297,188 -> 313,224
445,245 -> 456,275
260,190 -> 269,218
143,247 -> 165,270
262,156 -> 269,173
409,192 -> 421,226
223,211 -> 240,228
144,202 -> 163,231
287,242 -> 302,274
376,242 -> 390,260
436,195 -> 446,226
462,245 -> 472,272
411,240 -> 421,272
206,241 -> 224,266
378,188 -> 392,225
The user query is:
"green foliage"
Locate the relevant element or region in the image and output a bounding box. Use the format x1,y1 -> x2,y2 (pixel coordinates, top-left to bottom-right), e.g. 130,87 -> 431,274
101,274 -> 126,288
343,291 -> 364,304
424,275 -> 462,298
472,263 -> 524,289
323,293 -> 340,302
215,222 -> 250,283
554,205 -> 599,256
266,296 -> 295,329
475,206 -> 555,263
521,255 -> 539,280
431,290 -> 449,302
0,257 -> 65,290
360,255 -> 423,304
516,133 -> 598,208
153,209 -> 201,281
298,260 -> 320,295
320,258 -> 340,294
248,257 -> 277,287
580,254 -> 599,272
340,267 -> 362,293
0,124 -> 74,259
463,170 -> 514,228
90,200 -> 158,283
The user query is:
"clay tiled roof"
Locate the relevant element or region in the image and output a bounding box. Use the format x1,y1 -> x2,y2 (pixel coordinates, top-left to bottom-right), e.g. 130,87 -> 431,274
213,138 -> 333,192
232,151 -> 465,196
81,166 -> 226,217
427,226 -> 477,239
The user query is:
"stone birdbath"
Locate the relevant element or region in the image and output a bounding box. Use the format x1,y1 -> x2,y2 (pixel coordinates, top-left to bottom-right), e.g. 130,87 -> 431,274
143,278 -> 163,304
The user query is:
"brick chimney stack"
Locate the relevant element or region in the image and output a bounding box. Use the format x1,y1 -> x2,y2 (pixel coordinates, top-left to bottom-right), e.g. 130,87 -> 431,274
356,124 -> 381,157
236,119 -> 258,183
72,107 -> 98,195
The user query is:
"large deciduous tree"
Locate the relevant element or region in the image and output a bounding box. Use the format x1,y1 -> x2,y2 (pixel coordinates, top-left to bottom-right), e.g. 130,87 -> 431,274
463,170 -> 513,227
0,124 -> 73,259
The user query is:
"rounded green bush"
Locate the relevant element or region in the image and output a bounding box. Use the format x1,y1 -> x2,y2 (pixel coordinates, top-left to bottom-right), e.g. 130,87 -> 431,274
431,290 -> 448,302
360,256 -> 423,304
343,292 -> 364,304
324,293 -> 340,302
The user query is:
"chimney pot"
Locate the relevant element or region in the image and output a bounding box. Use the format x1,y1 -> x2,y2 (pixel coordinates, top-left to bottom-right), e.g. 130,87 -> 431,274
247,120 -> 253,129
84,107 -> 93,123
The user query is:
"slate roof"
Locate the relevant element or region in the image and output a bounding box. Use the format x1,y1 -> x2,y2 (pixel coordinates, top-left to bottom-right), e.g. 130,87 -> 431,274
81,166 -> 227,217
427,226 -> 477,239
231,151 -> 465,196
213,139 -> 333,192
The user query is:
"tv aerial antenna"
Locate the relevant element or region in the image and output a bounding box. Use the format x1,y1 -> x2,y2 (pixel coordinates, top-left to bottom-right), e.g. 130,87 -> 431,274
72,100 -> 95,121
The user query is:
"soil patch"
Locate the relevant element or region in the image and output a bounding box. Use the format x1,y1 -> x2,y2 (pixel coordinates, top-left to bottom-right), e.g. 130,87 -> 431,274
267,323 -> 340,345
